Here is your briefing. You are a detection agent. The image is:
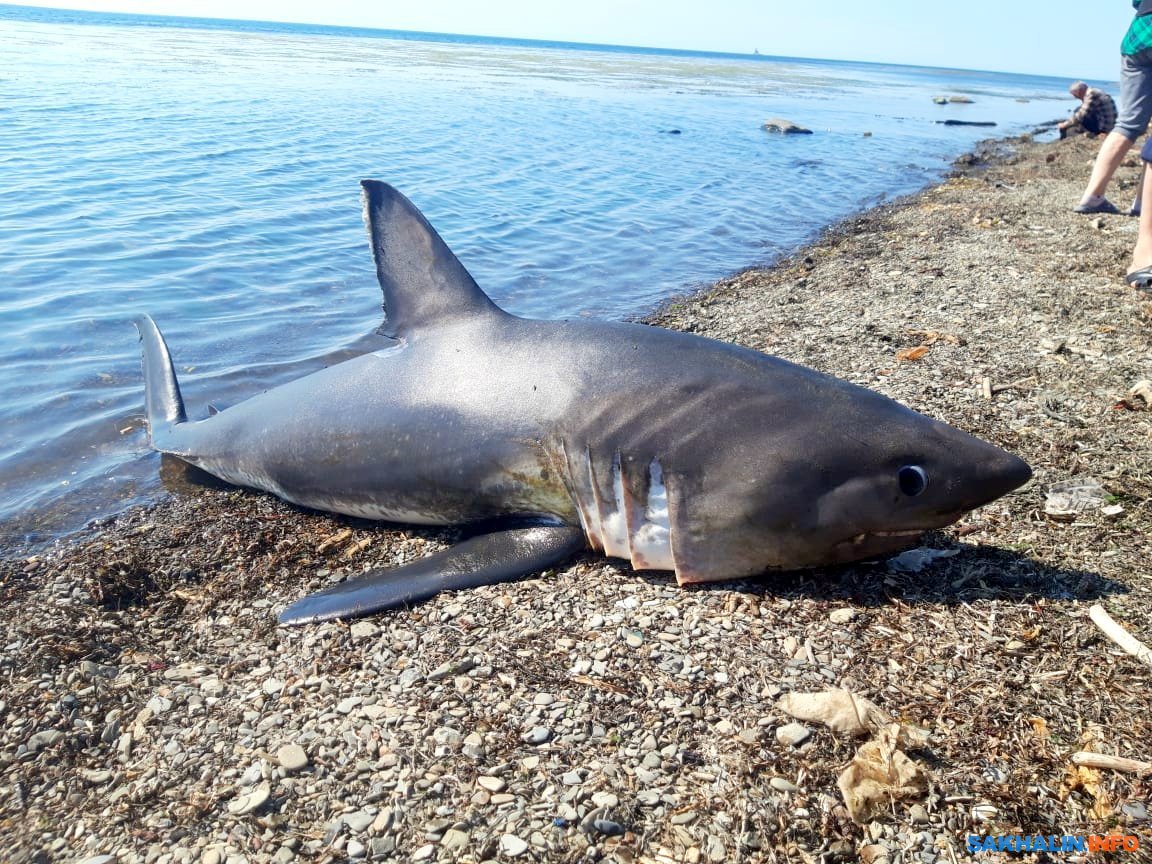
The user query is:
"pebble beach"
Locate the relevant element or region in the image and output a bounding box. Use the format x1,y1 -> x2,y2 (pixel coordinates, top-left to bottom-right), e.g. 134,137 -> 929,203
2,130 -> 1152,863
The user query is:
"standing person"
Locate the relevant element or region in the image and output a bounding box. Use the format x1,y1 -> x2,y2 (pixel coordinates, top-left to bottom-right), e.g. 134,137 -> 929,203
1125,138 -> 1152,287
1058,82 -> 1117,138
1074,1 -> 1152,215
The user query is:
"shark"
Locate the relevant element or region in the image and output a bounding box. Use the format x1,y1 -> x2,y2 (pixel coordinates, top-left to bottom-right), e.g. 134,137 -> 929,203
134,181 -> 1032,625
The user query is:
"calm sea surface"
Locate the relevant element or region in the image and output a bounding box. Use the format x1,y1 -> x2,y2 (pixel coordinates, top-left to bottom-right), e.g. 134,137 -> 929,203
0,4 -> 1075,545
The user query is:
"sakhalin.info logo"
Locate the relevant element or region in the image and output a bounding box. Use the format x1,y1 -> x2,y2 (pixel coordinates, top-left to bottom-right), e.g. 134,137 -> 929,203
967,834 -> 1140,853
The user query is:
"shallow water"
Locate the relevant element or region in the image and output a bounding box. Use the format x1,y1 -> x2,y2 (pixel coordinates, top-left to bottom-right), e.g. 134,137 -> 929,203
0,6 -> 1071,544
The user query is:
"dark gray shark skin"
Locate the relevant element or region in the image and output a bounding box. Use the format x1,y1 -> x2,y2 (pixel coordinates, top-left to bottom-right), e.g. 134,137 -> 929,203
135,181 -> 1032,625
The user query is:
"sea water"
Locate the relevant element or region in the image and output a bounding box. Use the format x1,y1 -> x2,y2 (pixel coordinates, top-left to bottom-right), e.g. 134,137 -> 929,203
0,4 -> 1076,544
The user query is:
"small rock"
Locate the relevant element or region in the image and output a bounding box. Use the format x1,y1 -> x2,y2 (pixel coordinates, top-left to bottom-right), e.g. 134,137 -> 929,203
769,777 -> 799,793
277,743 -> 309,773
775,722 -> 811,747
441,828 -> 470,850
561,771 -> 583,785
670,810 -> 697,825
411,844 -> 434,861
590,791 -> 618,808
909,804 -> 930,824
335,697 -> 362,714
477,776 -> 506,792
762,118 -> 812,134
349,621 -> 379,640
706,835 -> 726,862
79,660 -> 118,680
522,726 -> 551,745
593,819 -> 625,837
462,731 -> 486,759
147,695 -> 172,715
342,811 -> 375,833
227,782 -> 270,817
26,730 -> 64,753
1123,800 -> 1148,821
499,834 -> 529,857
77,857 -> 117,864
829,608 -> 857,624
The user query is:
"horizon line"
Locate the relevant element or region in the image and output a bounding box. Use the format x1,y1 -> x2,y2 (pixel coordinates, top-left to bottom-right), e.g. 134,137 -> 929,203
0,2 -> 1099,84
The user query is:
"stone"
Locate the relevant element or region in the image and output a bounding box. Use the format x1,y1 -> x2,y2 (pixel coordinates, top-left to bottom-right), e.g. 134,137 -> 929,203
775,722 -> 811,747
227,782 -> 270,817
349,621 -> 379,640
829,608 -> 857,624
476,776 -> 506,792
522,726 -> 551,745
26,730 -> 64,752
461,732 -> 486,759
342,810 -> 376,833
346,840 -> 366,859
1123,800 -> 1149,821
593,819 -> 625,836
147,695 -> 173,715
762,118 -> 812,134
277,743 -> 309,773
440,829 -> 469,850
335,697 -> 362,714
770,777 -> 799,793
909,804 -> 930,824
499,835 -> 529,857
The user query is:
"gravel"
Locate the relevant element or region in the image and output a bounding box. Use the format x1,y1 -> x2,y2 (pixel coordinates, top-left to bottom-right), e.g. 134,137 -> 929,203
2,131 -> 1151,862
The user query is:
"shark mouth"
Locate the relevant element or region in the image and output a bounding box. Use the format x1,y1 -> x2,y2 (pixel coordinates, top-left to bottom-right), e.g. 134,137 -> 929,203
833,527 -> 929,561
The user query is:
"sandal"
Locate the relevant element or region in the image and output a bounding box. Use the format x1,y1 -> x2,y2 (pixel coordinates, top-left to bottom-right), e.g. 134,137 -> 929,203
1125,265 -> 1152,290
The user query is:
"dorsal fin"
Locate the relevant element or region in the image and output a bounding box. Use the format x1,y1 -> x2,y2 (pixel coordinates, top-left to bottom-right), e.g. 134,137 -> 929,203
361,181 -> 507,338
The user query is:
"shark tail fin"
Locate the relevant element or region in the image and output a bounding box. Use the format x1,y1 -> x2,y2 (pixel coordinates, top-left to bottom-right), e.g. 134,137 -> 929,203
134,314 -> 188,444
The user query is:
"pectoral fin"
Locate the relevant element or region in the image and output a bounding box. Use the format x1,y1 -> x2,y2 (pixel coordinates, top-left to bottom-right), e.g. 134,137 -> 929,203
277,525 -> 586,625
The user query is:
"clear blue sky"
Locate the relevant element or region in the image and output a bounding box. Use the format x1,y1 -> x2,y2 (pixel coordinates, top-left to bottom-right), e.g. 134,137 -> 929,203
9,1 -> 1136,80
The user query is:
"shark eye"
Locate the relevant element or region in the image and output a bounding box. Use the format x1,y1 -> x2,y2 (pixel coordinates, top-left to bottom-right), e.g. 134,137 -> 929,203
898,465 -> 929,497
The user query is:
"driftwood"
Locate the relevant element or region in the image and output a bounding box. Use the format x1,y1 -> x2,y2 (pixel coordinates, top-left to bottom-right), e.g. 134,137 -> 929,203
1071,751 -> 1152,776
1088,604 -> 1152,669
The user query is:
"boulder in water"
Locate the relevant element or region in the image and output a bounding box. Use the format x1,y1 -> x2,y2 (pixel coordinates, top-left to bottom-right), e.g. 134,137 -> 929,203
762,118 -> 812,134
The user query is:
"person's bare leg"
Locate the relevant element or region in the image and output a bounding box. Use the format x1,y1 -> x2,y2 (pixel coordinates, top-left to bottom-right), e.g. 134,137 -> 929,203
1078,131 -> 1136,207
1126,162 -> 1152,286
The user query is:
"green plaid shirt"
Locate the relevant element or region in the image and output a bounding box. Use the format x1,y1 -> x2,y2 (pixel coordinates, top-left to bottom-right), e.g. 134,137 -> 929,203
1123,1 -> 1152,55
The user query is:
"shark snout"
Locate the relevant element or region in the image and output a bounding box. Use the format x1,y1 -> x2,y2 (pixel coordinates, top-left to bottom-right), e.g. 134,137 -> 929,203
958,447 -> 1032,512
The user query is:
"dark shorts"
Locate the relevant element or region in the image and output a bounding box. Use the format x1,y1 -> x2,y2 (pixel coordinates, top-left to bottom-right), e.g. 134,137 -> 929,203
1141,135 -> 1152,162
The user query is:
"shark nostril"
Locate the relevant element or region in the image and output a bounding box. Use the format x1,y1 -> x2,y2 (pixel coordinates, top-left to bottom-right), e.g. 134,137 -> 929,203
898,465 -> 929,497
